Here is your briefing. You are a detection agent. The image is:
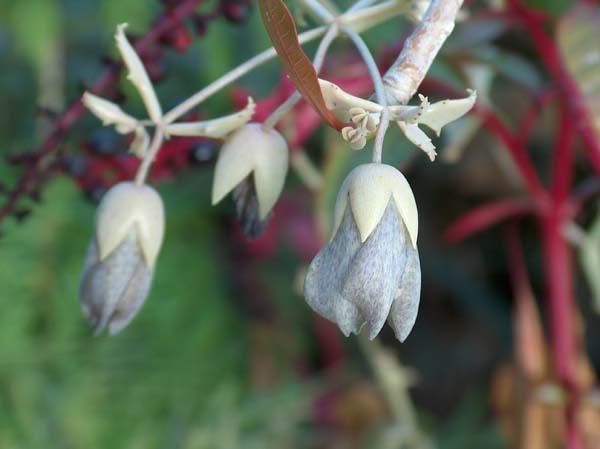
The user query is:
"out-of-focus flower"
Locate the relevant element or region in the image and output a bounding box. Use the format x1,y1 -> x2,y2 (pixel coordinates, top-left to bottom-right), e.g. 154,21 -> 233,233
304,163 -> 420,341
212,123 -> 289,236
80,182 -> 165,335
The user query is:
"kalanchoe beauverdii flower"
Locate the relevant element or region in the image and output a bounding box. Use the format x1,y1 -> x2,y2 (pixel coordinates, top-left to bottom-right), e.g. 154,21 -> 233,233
212,123 -> 288,237
304,163 -> 421,341
80,182 -> 165,335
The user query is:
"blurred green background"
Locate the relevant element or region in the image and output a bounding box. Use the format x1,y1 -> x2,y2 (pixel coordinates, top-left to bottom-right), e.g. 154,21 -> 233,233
1,0 -> 596,448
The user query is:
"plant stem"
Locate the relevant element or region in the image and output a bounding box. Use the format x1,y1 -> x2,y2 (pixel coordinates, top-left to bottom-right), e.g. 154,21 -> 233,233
508,0 -> 600,174
540,209 -> 582,449
135,129 -> 164,185
342,27 -> 388,162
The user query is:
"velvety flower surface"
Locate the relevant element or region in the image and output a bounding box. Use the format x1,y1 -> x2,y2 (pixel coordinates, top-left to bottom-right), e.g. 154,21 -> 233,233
80,230 -> 153,335
304,163 -> 421,341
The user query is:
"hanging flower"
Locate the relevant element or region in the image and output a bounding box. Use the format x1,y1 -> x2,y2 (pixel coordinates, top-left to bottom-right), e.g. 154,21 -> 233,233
304,163 -> 421,341
79,182 -> 165,335
212,123 -> 289,236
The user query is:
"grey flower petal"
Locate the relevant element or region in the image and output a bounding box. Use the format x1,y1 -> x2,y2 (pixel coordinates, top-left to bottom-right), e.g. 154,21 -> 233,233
80,230 -> 153,335
304,204 -> 363,334
232,176 -> 269,238
333,296 -> 363,337
341,202 -> 408,339
389,245 -> 421,342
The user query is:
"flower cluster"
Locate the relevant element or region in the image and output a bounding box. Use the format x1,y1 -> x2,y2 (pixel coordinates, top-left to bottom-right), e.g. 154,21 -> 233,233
79,13 -> 474,340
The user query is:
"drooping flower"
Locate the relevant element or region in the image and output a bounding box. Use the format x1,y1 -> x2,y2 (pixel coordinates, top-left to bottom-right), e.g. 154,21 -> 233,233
304,163 -> 421,341
212,123 -> 289,236
79,182 -> 165,335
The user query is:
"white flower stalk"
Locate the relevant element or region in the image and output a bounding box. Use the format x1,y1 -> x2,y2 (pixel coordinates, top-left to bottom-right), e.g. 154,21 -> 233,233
212,123 -> 289,233
304,163 -> 421,341
83,23 -> 254,160
80,182 -> 165,335
165,98 -> 256,138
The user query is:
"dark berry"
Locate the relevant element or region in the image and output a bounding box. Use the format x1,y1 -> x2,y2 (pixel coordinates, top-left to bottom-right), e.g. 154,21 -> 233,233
87,128 -> 124,155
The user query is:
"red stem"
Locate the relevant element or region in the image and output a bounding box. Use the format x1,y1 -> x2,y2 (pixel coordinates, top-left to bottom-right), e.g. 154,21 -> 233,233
516,89 -> 556,146
552,99 -> 576,204
508,1 -> 600,173
539,210 -> 582,449
444,197 -> 533,244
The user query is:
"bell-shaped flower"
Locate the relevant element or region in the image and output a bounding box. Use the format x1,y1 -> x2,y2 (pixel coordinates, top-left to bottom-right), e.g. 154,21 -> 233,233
212,123 -> 288,235
304,163 -> 421,341
79,182 -> 165,335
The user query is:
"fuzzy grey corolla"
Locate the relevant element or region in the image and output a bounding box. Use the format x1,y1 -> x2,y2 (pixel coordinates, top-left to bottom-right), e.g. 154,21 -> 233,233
80,182 -> 164,335
304,163 -> 421,341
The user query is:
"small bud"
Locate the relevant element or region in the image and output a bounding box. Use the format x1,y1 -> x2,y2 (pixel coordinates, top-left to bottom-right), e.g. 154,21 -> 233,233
79,182 -> 165,335
212,123 -> 288,220
304,164 -> 421,341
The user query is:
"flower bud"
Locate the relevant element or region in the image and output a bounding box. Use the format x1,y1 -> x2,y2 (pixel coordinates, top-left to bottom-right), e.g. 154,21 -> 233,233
304,164 -> 421,341
79,182 -> 165,335
212,123 -> 288,233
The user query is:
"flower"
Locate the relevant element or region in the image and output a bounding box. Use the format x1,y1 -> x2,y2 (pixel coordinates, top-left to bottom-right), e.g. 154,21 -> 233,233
318,79 -> 476,159
82,23 -> 255,157
304,163 -> 421,341
79,182 -> 165,335
212,123 -> 289,235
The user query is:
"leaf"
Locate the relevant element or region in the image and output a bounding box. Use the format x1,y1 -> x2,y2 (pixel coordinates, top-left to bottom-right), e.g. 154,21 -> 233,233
258,0 -> 346,131
558,4 -> 600,137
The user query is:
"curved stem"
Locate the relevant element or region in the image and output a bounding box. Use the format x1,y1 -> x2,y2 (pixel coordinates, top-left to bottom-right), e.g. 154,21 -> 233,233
263,24 -> 340,130
342,27 -> 388,162
135,129 -> 164,185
